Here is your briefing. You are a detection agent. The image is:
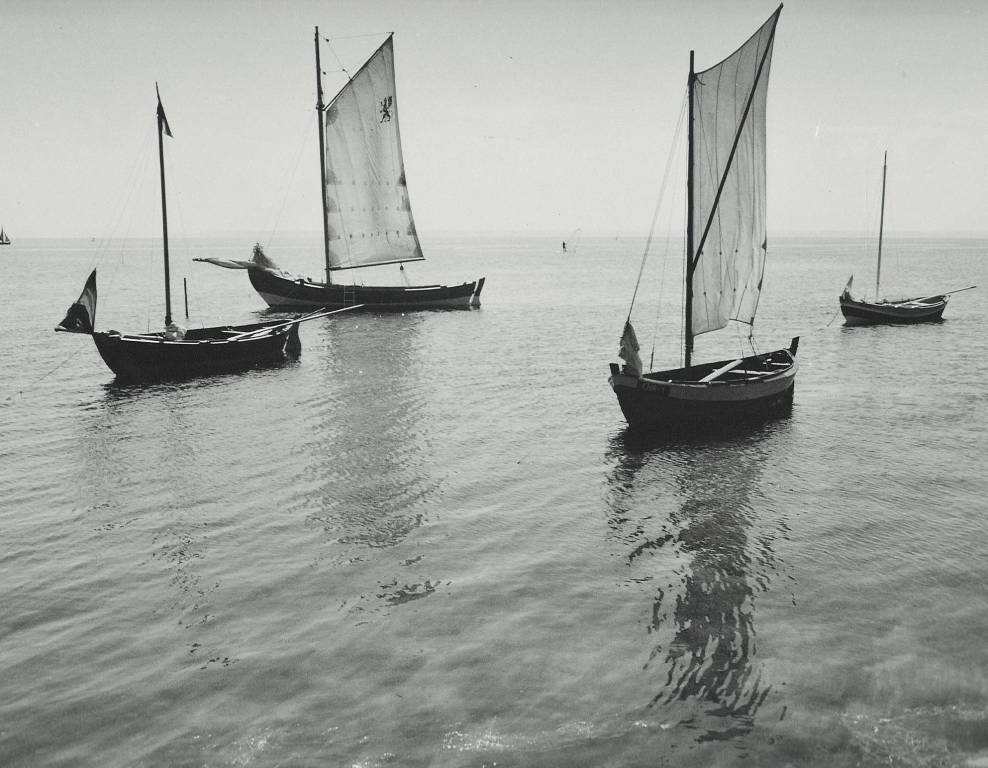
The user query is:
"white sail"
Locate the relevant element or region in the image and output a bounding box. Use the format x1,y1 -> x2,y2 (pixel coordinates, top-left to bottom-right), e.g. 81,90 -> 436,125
323,36 -> 424,271
690,7 -> 780,337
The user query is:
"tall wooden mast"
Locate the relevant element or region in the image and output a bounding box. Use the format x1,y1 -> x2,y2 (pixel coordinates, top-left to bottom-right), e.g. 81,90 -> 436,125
875,151 -> 887,299
685,51 -> 695,370
314,27 -> 333,285
156,84 -> 173,327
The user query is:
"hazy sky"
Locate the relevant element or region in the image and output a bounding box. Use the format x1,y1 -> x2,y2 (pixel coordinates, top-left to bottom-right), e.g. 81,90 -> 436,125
2,0 -> 987,239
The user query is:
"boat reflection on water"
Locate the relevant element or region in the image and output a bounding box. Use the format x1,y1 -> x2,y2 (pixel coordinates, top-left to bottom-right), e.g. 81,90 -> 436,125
605,416 -> 794,743
75,310 -> 445,627
300,313 -> 438,553
78,378 -> 251,658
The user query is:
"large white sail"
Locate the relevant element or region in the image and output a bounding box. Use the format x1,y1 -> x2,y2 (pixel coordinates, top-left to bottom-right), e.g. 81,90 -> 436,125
690,7 -> 780,337
323,36 -> 424,271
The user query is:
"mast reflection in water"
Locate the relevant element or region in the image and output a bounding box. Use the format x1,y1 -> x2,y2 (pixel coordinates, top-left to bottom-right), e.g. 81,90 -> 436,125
606,421 -> 793,742
299,313 -> 439,554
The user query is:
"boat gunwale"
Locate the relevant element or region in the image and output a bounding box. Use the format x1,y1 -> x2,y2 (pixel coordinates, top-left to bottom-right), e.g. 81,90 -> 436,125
841,296 -> 947,310
96,324 -> 292,345
638,351 -> 797,387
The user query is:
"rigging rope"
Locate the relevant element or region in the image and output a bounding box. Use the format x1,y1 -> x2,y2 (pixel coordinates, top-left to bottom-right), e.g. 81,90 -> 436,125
264,110 -> 315,246
324,32 -> 393,41
322,32 -> 392,82
648,140 -> 686,371
625,92 -> 688,324
3,345 -> 86,404
89,122 -> 156,304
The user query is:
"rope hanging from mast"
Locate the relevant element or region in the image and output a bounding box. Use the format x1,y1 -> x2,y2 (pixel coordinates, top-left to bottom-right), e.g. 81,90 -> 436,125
625,92 -> 687,324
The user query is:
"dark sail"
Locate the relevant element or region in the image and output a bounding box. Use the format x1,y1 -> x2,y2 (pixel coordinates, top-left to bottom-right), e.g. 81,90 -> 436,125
55,269 -> 97,334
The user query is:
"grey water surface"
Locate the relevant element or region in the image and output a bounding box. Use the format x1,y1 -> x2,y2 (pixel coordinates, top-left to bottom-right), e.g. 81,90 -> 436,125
2,234 -> 986,767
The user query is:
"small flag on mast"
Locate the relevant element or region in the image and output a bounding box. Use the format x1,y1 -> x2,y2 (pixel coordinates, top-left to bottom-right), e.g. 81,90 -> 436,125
155,83 -> 173,138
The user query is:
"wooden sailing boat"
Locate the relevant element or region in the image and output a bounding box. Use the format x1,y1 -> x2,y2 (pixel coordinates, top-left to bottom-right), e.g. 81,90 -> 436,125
55,86 -> 352,383
609,5 -> 798,431
198,29 -> 484,311
0,228 -> 10,245
839,152 -> 974,325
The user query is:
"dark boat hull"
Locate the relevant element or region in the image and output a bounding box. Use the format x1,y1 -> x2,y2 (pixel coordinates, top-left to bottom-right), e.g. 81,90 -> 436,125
609,339 -> 799,432
91,321 -> 299,382
248,267 -> 484,311
840,295 -> 947,325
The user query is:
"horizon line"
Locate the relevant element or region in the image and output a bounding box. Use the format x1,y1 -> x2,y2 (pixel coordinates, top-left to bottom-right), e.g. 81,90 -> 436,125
8,228 -> 988,241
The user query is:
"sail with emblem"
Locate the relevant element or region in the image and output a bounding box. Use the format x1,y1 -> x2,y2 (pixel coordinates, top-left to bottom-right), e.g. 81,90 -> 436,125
323,36 -> 424,271
689,7 -> 778,337
195,29 -> 484,311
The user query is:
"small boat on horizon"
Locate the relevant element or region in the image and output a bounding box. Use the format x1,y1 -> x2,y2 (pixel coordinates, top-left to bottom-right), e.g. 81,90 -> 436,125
56,86 -> 353,383
198,29 -> 484,311
839,152 -> 975,325
562,228 -> 581,255
609,4 -> 798,432
0,228 -> 10,245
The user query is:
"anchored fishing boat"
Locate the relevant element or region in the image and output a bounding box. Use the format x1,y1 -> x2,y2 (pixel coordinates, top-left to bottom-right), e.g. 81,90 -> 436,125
55,87 -> 354,383
839,152 -> 975,325
609,4 -> 798,431
198,29 -> 484,311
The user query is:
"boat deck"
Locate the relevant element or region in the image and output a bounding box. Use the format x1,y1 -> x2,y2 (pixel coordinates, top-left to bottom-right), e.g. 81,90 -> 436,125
641,346 -> 796,385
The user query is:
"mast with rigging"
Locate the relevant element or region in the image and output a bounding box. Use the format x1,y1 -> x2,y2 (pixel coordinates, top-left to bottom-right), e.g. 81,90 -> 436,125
685,51 -> 696,370
875,151 -> 887,299
156,84 -> 173,327
314,27 -> 334,285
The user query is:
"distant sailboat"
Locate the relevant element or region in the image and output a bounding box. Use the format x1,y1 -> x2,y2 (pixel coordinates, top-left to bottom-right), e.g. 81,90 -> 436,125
199,29 -> 484,311
609,4 -> 798,431
56,86 -> 351,382
839,152 -> 974,325
563,228 -> 581,255
0,228 -> 10,245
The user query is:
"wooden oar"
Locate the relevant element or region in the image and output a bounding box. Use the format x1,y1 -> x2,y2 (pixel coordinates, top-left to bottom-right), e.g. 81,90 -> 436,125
943,284 -> 977,295
226,304 -> 364,340
914,285 -> 977,303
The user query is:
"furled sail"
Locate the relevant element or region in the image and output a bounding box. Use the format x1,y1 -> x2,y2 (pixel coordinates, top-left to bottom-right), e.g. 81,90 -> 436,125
618,320 -> 642,377
690,7 -> 780,337
323,36 -> 424,271
195,244 -> 295,277
841,274 -> 854,300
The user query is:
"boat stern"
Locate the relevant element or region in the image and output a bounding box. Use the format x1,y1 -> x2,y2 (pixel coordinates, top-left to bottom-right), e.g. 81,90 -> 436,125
470,277 -> 486,307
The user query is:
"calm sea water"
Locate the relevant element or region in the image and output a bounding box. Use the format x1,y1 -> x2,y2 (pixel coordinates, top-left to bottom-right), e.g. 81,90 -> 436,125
1,234 -> 986,767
